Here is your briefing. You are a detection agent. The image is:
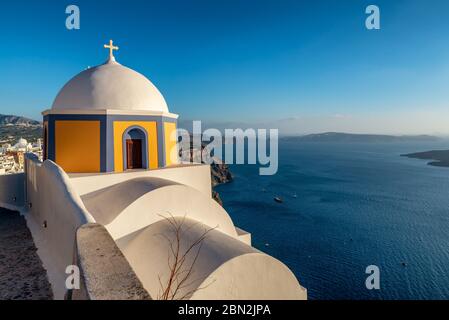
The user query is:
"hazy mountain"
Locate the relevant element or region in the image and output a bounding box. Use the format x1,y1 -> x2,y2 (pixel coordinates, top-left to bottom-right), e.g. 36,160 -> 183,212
0,114 -> 42,144
282,132 -> 440,143
0,114 -> 41,126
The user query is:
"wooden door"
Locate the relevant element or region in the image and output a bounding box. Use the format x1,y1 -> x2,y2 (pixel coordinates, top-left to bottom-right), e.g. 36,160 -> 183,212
126,139 -> 143,169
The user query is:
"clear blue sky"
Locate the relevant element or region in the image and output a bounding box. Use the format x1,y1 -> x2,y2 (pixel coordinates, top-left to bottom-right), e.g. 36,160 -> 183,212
1,0 -> 449,134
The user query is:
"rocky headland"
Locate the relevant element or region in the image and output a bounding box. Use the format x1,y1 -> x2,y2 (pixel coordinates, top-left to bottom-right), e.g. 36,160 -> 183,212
402,150 -> 449,168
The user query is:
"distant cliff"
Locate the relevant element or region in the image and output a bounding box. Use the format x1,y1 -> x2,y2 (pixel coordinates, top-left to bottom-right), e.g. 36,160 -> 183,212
210,162 -> 233,206
402,150 -> 449,168
181,142 -> 233,206
211,161 -> 233,187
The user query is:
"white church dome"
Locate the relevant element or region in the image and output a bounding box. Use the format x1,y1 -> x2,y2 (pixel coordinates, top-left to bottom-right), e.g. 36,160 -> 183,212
51,59 -> 169,113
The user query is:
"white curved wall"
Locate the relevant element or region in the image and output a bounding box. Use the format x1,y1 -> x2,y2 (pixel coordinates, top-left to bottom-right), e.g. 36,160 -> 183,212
117,217 -> 307,300
70,164 -> 212,197
191,254 -> 306,300
25,155 -> 95,299
21,157 -> 307,300
81,177 -> 238,240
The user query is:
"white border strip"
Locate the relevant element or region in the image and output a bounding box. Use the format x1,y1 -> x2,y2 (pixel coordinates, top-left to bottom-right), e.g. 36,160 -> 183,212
42,109 -> 179,119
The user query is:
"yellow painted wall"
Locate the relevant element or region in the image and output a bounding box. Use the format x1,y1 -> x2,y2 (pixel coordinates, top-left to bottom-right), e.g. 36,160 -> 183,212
113,121 -> 158,172
55,121 -> 100,173
164,122 -> 179,166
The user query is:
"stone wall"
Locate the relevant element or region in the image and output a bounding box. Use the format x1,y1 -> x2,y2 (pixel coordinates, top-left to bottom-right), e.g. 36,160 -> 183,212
0,173 -> 25,210
70,223 -> 150,300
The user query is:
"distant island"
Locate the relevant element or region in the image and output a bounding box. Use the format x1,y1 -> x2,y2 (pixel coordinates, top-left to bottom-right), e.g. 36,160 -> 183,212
402,150 -> 449,168
282,132 -> 439,143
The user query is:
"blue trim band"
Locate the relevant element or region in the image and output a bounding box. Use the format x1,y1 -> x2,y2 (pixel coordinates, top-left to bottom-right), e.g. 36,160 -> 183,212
43,113 -> 177,172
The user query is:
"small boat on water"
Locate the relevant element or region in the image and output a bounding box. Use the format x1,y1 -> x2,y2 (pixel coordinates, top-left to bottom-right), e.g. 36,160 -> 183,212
274,197 -> 283,203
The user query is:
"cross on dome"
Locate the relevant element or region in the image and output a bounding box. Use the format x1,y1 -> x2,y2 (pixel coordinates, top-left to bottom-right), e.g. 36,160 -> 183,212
104,40 -> 119,62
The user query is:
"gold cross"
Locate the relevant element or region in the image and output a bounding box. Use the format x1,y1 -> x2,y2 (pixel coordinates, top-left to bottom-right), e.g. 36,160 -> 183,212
104,40 -> 119,60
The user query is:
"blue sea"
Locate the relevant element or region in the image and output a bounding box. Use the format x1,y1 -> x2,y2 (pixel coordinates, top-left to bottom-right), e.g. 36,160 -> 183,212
215,139 -> 449,300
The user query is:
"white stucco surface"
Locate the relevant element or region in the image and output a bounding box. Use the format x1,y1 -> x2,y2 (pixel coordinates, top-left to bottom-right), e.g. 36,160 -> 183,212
41,108 -> 178,119
24,156 -> 95,299
51,59 -> 168,113
81,176 -> 238,240
19,157 -> 306,300
117,217 -> 307,300
70,164 -> 213,197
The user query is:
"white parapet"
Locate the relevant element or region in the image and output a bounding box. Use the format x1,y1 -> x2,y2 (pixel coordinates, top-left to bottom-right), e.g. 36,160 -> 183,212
20,158 -> 307,300
24,155 -> 95,299
69,164 -> 213,197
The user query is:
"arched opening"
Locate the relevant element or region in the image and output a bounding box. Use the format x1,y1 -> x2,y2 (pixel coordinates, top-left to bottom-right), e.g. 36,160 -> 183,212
123,127 -> 148,170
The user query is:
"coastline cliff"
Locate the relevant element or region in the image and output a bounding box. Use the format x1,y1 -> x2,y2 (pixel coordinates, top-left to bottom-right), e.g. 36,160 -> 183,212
181,142 -> 233,205
211,161 -> 233,206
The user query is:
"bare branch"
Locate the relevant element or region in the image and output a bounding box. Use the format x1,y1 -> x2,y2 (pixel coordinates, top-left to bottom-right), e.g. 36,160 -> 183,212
156,215 -> 216,300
